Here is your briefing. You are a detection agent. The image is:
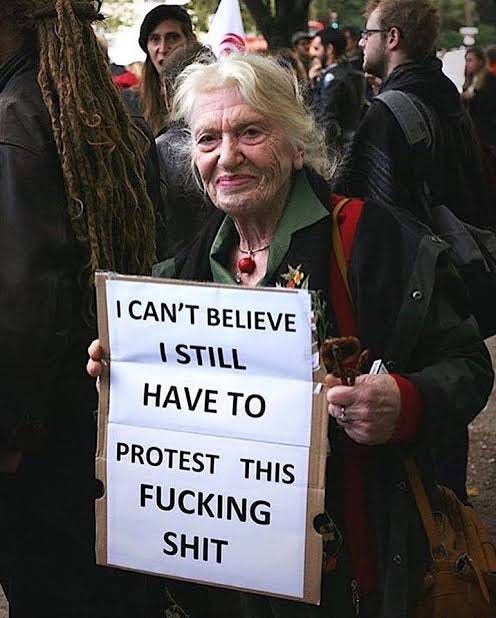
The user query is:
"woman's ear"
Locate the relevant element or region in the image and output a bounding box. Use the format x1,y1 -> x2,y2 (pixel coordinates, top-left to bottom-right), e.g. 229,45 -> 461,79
293,147 -> 304,170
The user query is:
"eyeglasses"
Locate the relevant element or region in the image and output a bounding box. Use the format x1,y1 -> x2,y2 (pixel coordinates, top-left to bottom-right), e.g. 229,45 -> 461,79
360,28 -> 389,40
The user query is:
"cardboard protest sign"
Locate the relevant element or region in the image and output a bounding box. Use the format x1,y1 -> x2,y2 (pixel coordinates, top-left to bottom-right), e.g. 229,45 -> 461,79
95,272 -> 328,605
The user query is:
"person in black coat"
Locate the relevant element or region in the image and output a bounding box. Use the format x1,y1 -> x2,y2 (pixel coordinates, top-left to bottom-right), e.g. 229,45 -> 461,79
338,0 -> 494,229
0,1 -> 165,615
311,28 -> 366,148
336,0 -> 495,503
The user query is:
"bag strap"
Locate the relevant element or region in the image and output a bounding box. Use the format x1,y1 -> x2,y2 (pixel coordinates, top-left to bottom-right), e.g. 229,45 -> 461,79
375,90 -> 432,148
375,90 -> 436,224
332,197 -> 353,301
404,457 -> 444,553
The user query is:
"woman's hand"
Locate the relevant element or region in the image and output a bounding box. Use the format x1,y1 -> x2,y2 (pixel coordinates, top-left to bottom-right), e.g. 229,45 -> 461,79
87,339 -> 105,380
325,374 -> 401,445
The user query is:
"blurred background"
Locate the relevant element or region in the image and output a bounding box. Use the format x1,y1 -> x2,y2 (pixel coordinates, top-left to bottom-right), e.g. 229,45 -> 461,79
98,0 -> 496,91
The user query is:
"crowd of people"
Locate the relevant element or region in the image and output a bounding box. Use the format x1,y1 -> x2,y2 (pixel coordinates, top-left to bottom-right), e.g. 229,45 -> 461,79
1,0 -> 496,617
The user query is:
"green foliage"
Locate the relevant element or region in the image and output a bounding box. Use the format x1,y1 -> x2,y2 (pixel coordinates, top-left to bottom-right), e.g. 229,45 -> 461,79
438,0 -> 496,49
310,0 -> 364,27
438,30 -> 464,50
439,0 -> 472,30
476,22 -> 496,47
99,0 -> 136,32
189,0 -> 216,31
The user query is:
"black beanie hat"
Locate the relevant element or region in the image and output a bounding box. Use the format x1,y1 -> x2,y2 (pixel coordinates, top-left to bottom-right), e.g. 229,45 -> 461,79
138,5 -> 193,53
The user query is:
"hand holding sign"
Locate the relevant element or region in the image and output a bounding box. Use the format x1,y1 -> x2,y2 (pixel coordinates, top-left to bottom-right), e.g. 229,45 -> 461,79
87,339 -> 103,378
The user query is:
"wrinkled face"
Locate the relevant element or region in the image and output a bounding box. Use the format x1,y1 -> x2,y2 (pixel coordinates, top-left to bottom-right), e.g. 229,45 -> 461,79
147,19 -> 188,72
310,36 -> 324,62
191,88 -> 303,219
465,52 -> 484,77
360,8 -> 388,78
295,39 -> 311,59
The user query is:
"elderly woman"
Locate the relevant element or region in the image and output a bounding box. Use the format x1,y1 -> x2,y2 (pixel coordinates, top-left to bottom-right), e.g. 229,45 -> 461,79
88,54 -> 493,617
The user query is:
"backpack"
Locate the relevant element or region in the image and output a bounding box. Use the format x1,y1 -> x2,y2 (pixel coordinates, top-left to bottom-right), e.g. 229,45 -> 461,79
376,89 -> 496,338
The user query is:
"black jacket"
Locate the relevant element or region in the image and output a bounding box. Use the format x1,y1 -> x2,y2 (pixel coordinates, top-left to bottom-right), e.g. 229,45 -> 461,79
156,121 -> 215,258
339,58 -> 495,228
0,48 -> 96,450
312,59 -> 366,142
153,174 -> 493,617
0,48 -> 163,450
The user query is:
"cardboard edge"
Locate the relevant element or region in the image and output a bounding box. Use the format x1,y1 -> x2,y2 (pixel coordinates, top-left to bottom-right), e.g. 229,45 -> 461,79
94,271 -> 306,295
302,382 -> 329,605
95,272 -> 111,566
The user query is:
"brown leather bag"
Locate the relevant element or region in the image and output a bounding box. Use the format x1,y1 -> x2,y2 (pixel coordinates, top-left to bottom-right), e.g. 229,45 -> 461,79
405,458 -> 496,617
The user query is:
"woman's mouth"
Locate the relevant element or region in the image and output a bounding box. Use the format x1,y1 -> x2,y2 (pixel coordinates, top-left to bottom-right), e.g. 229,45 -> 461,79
216,175 -> 255,189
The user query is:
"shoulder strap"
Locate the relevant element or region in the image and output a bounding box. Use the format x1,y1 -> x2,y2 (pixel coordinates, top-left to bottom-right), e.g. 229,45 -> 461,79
332,198 -> 353,299
375,90 -> 431,147
404,457 -> 443,552
375,89 -> 437,224
330,196 -> 364,336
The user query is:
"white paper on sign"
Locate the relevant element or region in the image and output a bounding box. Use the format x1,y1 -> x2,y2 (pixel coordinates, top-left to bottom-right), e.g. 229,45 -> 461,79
101,277 -> 318,601
106,424 -> 310,598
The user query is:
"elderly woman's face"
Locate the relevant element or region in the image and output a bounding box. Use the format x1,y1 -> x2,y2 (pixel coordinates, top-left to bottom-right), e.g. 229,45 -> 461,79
191,88 -> 303,218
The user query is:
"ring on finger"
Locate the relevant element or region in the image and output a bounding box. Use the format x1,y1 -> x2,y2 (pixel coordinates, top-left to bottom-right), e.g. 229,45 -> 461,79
337,405 -> 347,422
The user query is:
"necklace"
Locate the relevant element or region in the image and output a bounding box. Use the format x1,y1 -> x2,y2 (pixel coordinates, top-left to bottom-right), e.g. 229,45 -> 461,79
235,243 -> 270,283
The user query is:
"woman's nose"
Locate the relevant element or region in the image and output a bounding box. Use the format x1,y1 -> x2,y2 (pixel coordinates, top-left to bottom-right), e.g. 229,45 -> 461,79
218,135 -> 243,168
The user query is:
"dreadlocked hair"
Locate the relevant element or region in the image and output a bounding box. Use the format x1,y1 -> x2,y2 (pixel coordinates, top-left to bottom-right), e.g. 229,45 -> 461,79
21,0 -> 157,282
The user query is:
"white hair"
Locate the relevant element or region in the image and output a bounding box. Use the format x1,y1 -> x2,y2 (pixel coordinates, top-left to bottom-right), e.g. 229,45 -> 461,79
172,52 -> 336,180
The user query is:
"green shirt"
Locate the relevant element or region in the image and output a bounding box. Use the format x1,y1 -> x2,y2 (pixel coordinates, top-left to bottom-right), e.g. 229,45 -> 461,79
209,171 -> 329,286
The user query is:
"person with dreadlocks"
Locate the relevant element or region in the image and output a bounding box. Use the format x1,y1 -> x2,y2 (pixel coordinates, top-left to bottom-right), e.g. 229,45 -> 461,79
0,1 -> 165,616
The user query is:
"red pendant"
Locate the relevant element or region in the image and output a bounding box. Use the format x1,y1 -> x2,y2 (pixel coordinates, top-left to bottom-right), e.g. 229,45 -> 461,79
238,256 -> 256,275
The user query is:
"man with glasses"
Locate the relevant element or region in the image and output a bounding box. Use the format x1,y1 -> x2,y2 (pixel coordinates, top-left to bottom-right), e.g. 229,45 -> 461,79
341,0 -> 494,229
337,0 -> 495,505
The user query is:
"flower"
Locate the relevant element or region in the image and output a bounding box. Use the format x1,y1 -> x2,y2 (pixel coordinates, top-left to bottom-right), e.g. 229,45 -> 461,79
280,264 -> 309,289
294,271 -> 305,286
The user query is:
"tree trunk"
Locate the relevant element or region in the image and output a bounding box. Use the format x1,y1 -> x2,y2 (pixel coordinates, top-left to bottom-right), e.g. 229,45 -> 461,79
243,0 -> 312,48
